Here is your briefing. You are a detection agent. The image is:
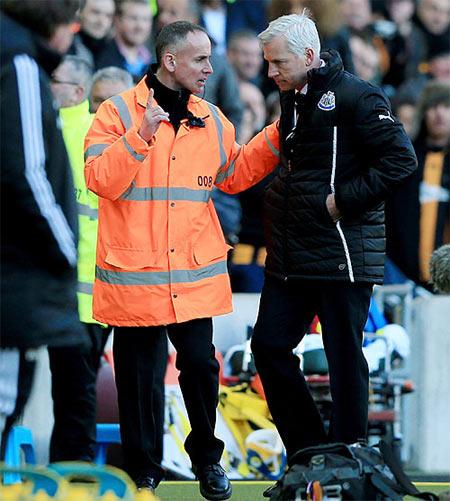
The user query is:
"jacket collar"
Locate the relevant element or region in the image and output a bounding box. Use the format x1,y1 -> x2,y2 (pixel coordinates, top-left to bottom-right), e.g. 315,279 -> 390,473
135,74 -> 199,112
306,49 -> 343,92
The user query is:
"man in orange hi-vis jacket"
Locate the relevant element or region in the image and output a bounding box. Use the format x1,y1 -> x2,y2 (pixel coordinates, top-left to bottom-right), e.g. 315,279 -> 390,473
85,21 -> 279,500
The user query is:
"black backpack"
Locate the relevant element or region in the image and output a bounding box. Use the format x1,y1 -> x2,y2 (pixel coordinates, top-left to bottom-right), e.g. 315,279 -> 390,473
269,441 -> 439,500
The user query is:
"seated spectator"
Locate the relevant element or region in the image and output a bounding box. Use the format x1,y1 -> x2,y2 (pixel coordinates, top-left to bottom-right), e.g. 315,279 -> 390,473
227,30 -> 263,86
397,41 -> 450,105
199,0 -> 266,55
71,0 -> 115,68
349,30 -> 382,84
382,0 -> 427,90
341,0 -> 391,80
413,0 -> 450,63
392,87 -> 418,138
265,91 -> 281,125
386,81 -> 450,289
96,0 -> 153,82
238,81 -> 266,144
90,66 -> 134,112
303,0 -> 355,73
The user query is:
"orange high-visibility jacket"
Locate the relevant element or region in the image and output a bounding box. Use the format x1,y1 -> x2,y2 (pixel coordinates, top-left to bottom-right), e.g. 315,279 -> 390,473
84,78 -> 279,326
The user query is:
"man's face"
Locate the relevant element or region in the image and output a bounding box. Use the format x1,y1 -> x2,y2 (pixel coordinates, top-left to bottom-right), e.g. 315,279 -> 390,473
171,31 -> 213,94
51,62 -> 81,108
90,79 -> 131,112
429,54 -> 450,83
418,0 -> 450,35
263,35 -> 307,91
228,37 -> 263,81
156,0 -> 195,31
340,0 -> 372,30
80,0 -> 115,40
48,24 -> 76,54
425,103 -> 450,142
116,1 -> 152,47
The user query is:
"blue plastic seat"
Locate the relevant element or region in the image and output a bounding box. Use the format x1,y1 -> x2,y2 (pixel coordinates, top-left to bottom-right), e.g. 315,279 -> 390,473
3,426 -> 36,484
94,423 -> 121,465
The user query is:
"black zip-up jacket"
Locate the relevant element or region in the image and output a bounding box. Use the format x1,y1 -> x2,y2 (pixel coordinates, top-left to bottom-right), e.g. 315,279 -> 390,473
1,14 -> 85,348
264,50 -> 417,284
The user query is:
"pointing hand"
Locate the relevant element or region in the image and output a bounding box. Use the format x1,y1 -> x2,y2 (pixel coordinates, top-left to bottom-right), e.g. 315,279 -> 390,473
138,88 -> 170,142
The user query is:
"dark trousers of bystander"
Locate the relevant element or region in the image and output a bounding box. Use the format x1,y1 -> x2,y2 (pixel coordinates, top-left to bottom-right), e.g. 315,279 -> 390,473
251,277 -> 373,462
113,318 -> 224,484
48,323 -> 112,462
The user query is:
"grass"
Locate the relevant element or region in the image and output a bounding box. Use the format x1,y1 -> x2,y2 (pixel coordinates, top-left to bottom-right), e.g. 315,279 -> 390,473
154,481 -> 450,501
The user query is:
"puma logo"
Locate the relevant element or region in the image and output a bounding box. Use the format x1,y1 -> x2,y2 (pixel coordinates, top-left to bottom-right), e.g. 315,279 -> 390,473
379,111 -> 394,122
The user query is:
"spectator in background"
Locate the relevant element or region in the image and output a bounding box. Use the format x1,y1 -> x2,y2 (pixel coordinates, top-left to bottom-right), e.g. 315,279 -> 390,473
303,0 -> 355,74
349,29 -> 382,84
414,0 -> 450,62
386,82 -> 450,289
49,55 -> 114,461
382,0 -> 426,90
267,0 -> 306,20
340,0 -> 391,82
97,0 -> 153,81
199,0 -> 267,55
71,0 -> 115,67
238,81 -> 266,144
397,40 -> 450,106
90,66 -> 134,112
227,30 -> 264,86
156,0 -> 243,132
0,0 -> 84,454
392,87 -> 418,137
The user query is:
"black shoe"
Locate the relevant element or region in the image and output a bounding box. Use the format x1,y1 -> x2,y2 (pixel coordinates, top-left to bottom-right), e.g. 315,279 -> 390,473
194,464 -> 232,500
263,480 -> 281,498
134,475 -> 157,492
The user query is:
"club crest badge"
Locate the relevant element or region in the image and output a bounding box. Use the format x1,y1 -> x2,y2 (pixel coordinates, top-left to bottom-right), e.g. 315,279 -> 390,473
318,91 -> 336,111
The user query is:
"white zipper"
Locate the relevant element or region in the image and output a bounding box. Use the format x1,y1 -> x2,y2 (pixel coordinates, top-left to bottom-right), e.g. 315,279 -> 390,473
330,126 -> 354,282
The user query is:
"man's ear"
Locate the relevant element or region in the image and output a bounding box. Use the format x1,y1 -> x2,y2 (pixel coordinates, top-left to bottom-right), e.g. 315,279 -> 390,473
162,52 -> 177,72
75,84 -> 85,103
305,48 -> 314,67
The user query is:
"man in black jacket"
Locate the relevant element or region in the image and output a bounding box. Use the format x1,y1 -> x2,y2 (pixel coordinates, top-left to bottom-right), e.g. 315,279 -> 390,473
251,11 -> 417,466
0,0 -> 86,454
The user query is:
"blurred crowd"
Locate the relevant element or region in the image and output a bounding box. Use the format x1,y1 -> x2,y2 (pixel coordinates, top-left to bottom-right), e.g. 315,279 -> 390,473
62,0 -> 449,294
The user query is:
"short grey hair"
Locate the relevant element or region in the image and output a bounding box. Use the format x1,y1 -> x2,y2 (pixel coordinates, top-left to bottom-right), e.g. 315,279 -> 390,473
62,55 -> 93,101
92,66 -> 134,90
258,10 -> 321,58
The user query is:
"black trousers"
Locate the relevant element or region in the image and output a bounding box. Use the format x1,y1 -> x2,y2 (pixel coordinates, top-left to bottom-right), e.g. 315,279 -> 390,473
48,323 -> 111,462
251,277 -> 372,461
113,318 -> 224,483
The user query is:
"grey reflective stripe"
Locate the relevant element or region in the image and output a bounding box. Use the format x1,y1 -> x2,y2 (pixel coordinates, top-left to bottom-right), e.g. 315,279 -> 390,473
122,136 -> 145,162
96,260 -> 227,286
78,281 -> 93,294
216,157 -> 237,184
120,186 -> 211,202
84,143 -> 108,161
264,128 -> 280,158
206,102 -> 227,169
110,95 -> 132,131
77,202 -> 98,219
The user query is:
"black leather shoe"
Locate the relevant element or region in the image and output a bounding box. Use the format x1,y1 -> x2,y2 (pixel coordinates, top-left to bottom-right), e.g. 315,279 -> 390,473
263,480 -> 281,497
134,475 -> 157,492
194,464 -> 232,500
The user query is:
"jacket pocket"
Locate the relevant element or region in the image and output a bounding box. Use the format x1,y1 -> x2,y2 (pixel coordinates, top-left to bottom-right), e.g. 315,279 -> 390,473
193,240 -> 232,266
104,246 -> 159,270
